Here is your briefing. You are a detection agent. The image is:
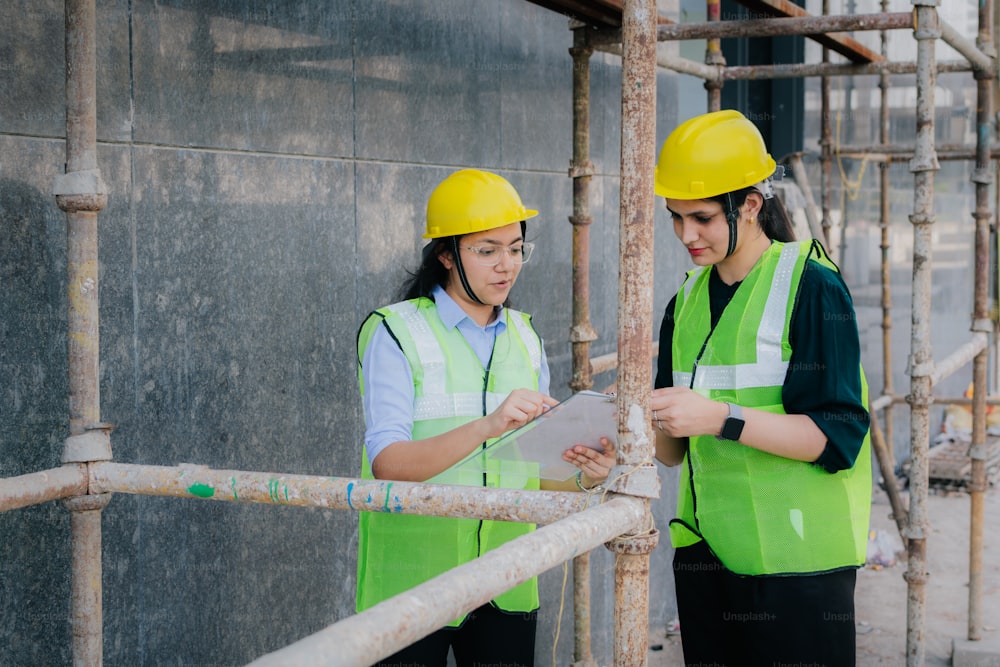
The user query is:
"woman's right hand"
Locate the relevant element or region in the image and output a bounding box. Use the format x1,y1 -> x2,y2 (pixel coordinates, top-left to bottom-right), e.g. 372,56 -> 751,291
484,389 -> 558,440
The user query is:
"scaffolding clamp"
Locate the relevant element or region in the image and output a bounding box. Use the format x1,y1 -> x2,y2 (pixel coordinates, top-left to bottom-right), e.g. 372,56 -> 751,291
972,318 -> 994,333
569,323 -> 598,343
971,167 -> 992,186
605,463 -> 660,498
61,423 -> 114,464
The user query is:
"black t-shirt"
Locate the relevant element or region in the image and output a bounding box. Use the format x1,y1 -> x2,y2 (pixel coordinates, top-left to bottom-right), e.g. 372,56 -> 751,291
654,258 -> 870,473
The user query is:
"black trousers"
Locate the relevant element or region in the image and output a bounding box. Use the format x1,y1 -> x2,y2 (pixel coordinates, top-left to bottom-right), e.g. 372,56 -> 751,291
674,540 -> 857,667
374,603 -> 537,667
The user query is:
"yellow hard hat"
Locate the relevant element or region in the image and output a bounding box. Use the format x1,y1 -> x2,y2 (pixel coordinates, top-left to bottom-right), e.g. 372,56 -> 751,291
654,109 -> 777,200
424,169 -> 538,239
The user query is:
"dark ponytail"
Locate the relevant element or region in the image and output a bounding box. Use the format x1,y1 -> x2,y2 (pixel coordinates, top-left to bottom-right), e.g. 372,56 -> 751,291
709,186 -> 796,243
400,239 -> 451,301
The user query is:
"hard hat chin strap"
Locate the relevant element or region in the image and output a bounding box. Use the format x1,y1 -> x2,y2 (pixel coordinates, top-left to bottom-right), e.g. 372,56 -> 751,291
724,192 -> 739,258
450,237 -> 486,305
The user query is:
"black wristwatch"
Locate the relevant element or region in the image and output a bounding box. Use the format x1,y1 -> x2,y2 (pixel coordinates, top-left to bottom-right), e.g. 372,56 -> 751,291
717,402 -> 745,441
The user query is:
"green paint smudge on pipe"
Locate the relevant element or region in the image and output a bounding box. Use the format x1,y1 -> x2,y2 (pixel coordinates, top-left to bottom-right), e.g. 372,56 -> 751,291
188,483 -> 215,498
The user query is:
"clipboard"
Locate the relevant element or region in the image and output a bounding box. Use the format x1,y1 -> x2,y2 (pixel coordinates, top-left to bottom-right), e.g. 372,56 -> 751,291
451,390 -> 617,481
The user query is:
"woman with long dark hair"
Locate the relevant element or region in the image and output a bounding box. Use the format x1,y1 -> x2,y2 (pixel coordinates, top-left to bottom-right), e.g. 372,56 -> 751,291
356,169 -> 613,667
650,110 -> 872,667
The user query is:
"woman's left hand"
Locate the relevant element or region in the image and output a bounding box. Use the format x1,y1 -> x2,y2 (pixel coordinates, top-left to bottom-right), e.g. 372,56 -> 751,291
562,437 -> 616,488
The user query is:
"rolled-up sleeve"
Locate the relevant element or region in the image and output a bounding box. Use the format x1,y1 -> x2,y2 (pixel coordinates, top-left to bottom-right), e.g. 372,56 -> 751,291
361,323 -> 415,465
784,262 -> 870,474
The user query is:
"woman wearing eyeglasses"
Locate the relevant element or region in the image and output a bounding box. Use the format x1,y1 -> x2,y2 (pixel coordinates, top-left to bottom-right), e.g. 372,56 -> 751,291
356,169 -> 613,667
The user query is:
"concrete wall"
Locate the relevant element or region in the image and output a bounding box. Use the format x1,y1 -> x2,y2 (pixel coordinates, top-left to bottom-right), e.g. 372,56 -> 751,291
0,1 -> 692,664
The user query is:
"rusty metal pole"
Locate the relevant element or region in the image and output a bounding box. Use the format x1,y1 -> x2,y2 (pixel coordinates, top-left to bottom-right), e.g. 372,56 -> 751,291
568,29 -> 599,665
905,2 -> 940,664
569,29 -> 599,397
819,2 -> 834,255
614,2 -> 661,666
704,0 -> 724,111
52,1 -> 113,665
878,0 -> 896,467
249,498 -> 648,667
967,0 -> 995,641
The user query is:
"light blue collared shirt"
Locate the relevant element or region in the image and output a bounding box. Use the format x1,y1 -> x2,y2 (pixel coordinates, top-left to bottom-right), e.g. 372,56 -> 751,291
361,285 -> 550,465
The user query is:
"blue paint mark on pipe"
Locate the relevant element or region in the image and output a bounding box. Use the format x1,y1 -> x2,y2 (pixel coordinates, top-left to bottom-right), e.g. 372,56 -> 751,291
346,482 -> 355,510
382,483 -> 393,512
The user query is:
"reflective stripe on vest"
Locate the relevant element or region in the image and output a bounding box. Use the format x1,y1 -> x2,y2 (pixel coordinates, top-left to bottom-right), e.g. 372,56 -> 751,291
674,243 -> 799,390
669,240 -> 872,576
356,297 -> 542,622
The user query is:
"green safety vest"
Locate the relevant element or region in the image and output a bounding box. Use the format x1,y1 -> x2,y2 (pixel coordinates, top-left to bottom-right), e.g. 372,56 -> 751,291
355,297 -> 542,623
670,240 -> 872,575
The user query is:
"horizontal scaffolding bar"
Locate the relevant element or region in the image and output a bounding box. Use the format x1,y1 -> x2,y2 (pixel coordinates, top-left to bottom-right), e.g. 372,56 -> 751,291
590,12 -> 909,49
594,44 -> 973,81
657,12 -> 910,42
932,333 -> 989,386
89,462 -> 594,525
939,18 -> 996,75
721,59 -> 972,80
834,144 -> 1000,162
588,341 -> 659,377
0,465 -> 88,512
247,497 -> 648,667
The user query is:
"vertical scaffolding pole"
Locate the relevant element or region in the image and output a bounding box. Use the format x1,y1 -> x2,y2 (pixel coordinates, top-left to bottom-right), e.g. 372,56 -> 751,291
569,29 -> 599,397
905,2 -> 940,665
52,0 -> 113,665
878,0 -> 896,465
704,0 -> 724,111
568,27 -> 599,667
967,0 -> 995,641
819,2 -> 835,255
614,1 -> 660,665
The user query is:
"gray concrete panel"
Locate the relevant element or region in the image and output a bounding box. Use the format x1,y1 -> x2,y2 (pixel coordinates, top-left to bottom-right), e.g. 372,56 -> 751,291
115,147 -> 356,472
354,0 -> 502,166
497,4 -> 575,173
0,136 -> 74,667
94,146 -> 360,663
131,1 -> 354,155
0,0 -> 132,142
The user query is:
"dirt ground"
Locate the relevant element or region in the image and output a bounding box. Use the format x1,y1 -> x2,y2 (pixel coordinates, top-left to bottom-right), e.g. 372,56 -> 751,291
645,484 -> 1000,666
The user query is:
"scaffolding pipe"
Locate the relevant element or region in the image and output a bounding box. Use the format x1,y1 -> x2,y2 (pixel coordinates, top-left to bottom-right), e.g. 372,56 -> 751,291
247,497 -> 648,667
878,0 -> 896,468
868,404 -> 908,542
721,59 -> 971,80
0,466 -> 88,512
785,153 -> 826,240
613,1 -> 660,665
572,552 -> 596,667
939,17 -> 995,75
905,2 -> 940,664
967,0 -> 995,639
704,0 -> 724,111
52,1 -> 112,666
835,146 -> 1000,161
568,29 -> 599,664
590,11 -> 912,48
89,462 -> 595,524
569,30 -> 599,396
929,333 -> 989,386
594,43 -> 718,80
820,2 -> 834,255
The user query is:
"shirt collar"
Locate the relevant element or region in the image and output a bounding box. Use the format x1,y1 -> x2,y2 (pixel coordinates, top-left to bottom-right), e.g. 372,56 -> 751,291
432,285 -> 505,331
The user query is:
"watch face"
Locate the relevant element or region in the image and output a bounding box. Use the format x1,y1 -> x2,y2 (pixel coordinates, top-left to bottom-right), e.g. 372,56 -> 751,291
722,417 -> 744,441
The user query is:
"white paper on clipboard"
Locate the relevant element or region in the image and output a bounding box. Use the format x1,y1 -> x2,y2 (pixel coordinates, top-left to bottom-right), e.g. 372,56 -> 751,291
451,390 -> 617,481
